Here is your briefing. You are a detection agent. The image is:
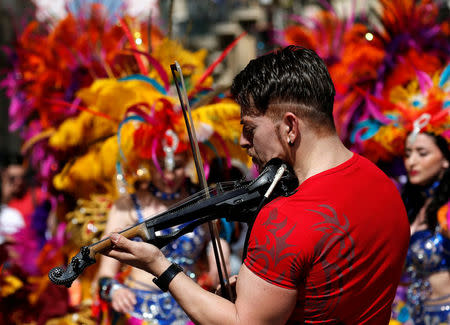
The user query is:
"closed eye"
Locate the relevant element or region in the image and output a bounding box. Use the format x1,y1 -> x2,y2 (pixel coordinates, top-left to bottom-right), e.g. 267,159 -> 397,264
242,125 -> 255,142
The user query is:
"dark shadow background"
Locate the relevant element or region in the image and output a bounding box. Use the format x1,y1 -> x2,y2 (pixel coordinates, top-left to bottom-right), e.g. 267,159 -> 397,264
0,0 -> 36,157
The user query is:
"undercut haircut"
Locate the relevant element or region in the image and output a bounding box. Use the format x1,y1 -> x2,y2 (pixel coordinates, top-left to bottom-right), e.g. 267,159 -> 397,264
231,45 -> 336,131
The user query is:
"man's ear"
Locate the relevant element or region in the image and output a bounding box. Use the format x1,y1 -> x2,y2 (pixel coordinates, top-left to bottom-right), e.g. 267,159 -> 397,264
282,112 -> 299,145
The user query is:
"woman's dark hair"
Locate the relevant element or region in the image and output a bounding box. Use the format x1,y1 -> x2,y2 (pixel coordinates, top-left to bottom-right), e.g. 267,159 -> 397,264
230,45 -> 336,130
402,133 -> 450,230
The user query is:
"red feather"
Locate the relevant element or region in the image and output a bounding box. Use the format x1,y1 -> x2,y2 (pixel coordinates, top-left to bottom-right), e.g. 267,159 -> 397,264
193,31 -> 247,91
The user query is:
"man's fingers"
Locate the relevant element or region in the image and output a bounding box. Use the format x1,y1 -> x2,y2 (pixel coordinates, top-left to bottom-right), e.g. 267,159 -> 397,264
102,234 -> 145,268
110,233 -> 136,253
101,228 -> 123,240
104,249 -> 134,262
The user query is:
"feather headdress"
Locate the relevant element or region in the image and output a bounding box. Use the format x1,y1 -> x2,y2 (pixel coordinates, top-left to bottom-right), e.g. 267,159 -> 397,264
351,65 -> 449,162
277,0 -> 449,148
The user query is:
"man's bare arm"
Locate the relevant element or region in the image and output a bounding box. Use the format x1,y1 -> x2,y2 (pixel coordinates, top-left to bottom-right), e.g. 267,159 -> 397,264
104,233 -> 297,325
171,264 -> 297,325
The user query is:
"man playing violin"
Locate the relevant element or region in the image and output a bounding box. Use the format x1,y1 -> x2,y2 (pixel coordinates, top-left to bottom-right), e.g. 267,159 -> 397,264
103,46 -> 410,324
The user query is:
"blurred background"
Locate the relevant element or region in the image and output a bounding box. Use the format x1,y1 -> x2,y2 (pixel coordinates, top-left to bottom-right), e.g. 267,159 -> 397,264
0,1 -> 448,324
0,0 -> 384,156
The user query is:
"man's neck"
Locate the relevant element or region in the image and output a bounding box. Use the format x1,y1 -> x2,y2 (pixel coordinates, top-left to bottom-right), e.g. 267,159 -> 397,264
294,133 -> 352,184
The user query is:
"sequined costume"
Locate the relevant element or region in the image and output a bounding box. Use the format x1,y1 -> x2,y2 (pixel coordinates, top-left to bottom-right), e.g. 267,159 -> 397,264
110,193 -> 206,325
403,227 -> 450,325
118,225 -> 205,324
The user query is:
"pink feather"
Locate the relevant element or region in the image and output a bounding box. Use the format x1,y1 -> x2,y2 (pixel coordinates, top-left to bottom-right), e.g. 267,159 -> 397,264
415,69 -> 433,94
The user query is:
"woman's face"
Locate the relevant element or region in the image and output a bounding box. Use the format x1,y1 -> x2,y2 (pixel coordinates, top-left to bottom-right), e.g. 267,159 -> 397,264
404,133 -> 449,186
150,153 -> 187,194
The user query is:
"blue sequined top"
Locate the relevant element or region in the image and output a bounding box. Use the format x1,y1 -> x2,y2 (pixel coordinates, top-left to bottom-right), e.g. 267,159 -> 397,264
131,193 -> 206,272
407,228 -> 450,276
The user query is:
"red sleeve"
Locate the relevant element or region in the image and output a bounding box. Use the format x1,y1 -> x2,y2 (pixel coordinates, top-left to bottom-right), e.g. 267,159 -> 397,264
244,202 -> 314,289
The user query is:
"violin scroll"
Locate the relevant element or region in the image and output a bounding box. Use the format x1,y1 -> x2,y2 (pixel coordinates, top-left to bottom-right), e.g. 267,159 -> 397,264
48,246 -> 96,287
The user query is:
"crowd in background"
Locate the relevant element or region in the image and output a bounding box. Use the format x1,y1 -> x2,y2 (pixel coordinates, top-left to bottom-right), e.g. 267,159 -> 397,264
0,0 -> 448,324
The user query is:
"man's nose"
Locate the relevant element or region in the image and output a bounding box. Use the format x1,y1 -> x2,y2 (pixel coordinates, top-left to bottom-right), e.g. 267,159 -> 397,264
239,133 -> 250,149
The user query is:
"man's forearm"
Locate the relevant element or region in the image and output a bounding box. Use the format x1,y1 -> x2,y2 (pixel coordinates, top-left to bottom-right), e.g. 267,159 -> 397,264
152,257 -> 240,325
170,271 -> 239,325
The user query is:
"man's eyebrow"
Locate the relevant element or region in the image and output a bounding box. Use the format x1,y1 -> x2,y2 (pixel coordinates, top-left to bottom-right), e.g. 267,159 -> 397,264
240,118 -> 254,125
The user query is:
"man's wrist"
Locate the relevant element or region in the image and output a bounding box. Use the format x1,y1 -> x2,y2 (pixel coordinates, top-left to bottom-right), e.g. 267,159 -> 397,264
149,253 -> 172,277
152,263 -> 184,292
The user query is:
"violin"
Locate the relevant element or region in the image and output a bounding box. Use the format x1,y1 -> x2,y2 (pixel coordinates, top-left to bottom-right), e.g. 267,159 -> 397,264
48,158 -> 298,288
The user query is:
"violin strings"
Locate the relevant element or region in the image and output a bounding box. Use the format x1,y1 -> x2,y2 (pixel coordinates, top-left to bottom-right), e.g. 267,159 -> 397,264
135,181 -> 244,228
163,181 -> 239,212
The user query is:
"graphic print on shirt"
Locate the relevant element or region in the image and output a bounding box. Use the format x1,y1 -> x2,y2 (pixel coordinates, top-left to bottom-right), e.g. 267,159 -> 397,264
250,207 -> 299,284
307,204 -> 355,316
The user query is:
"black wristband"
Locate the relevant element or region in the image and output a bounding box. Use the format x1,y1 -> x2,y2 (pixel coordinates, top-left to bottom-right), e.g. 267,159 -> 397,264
152,263 -> 183,292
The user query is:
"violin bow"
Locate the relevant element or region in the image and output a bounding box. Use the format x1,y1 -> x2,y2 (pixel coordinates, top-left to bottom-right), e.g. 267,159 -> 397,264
170,62 -> 234,301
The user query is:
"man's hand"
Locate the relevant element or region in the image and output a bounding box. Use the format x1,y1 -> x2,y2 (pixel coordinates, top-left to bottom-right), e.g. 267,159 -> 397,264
207,238 -> 231,288
111,287 -> 137,313
215,275 -> 238,297
103,233 -> 169,275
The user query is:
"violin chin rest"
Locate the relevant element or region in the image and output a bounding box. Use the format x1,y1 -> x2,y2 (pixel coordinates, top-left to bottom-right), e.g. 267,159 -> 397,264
248,158 -> 298,196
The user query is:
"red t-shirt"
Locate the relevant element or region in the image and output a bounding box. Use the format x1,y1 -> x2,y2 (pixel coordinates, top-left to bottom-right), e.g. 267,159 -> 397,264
244,154 -> 410,324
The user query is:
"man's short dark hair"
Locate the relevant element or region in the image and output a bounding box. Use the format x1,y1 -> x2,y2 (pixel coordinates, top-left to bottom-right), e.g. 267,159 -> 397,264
231,45 -> 336,131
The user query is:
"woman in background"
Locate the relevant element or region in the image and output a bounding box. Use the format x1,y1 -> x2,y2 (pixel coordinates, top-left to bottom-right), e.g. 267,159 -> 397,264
0,161 -> 25,247
96,129 -> 230,325
401,130 -> 450,325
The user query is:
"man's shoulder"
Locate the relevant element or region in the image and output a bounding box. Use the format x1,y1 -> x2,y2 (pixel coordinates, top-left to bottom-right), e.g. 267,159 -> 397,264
353,154 -> 392,180
260,194 -> 326,226
325,153 -> 398,193
355,155 -> 403,197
